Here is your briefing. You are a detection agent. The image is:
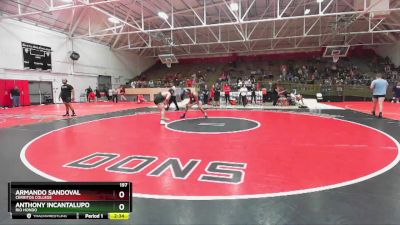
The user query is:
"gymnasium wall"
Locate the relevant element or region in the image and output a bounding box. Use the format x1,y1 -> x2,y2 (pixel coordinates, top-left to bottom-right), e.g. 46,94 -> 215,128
0,19 -> 156,103
374,44 -> 400,67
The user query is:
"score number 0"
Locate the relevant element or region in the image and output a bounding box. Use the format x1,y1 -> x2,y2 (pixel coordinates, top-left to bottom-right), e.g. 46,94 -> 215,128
118,183 -> 128,211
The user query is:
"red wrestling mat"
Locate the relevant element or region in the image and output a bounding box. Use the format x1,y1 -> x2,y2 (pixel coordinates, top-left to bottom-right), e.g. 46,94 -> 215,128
21,110 -> 399,200
324,102 -> 400,121
0,102 -> 152,128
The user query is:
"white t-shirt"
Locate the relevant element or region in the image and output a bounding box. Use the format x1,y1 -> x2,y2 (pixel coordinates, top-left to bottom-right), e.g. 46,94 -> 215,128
239,87 -> 248,96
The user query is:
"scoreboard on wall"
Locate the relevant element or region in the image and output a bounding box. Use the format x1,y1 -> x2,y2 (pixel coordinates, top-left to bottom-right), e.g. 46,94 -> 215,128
8,182 -> 132,220
22,42 -> 52,71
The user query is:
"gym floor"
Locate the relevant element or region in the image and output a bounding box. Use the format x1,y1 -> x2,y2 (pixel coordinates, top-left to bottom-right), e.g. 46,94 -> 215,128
0,103 -> 400,225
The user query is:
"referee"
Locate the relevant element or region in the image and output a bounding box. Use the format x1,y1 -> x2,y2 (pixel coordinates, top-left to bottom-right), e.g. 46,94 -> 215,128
59,79 -> 76,117
166,86 -> 179,111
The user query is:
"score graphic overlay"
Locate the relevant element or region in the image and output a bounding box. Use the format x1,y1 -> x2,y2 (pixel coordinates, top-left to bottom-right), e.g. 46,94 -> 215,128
8,182 -> 132,220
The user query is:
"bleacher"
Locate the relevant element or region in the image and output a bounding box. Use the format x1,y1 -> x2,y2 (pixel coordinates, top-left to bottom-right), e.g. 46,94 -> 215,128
132,49 -> 398,101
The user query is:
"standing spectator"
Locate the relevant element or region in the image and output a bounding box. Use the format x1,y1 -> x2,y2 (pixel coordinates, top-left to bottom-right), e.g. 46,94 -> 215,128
180,86 -> 186,101
59,79 -> 76,116
239,85 -> 248,107
370,73 -> 388,118
237,78 -> 243,87
272,83 -> 279,106
107,88 -> 113,101
103,88 -> 109,101
202,85 -> 209,105
85,86 -> 92,102
391,81 -> 400,103
214,83 -> 221,107
10,86 -> 21,108
112,88 -> 119,103
223,83 -> 231,105
186,79 -> 192,87
210,85 -> 216,106
250,84 -> 257,104
119,85 -> 127,101
245,78 -> 252,90
95,88 -> 101,101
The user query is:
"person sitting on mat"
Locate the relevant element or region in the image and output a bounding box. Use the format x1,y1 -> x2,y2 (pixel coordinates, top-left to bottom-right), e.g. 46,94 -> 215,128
137,94 -> 146,104
88,91 -> 96,102
154,91 -> 171,125
180,89 -> 208,119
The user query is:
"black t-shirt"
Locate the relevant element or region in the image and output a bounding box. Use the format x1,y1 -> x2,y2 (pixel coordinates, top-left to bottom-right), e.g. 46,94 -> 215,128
11,89 -> 20,96
61,84 -> 73,99
86,87 -> 92,94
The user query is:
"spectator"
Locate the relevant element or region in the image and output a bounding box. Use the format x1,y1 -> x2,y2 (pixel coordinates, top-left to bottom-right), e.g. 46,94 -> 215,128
250,84 -> 256,104
95,88 -> 101,101
119,85 -> 127,101
137,94 -> 146,103
210,85 -> 216,106
214,83 -> 221,107
202,85 -> 209,105
186,79 -> 192,87
223,83 -> 231,105
88,91 -> 96,102
107,88 -> 113,101
392,81 -> 400,103
10,86 -> 21,107
370,73 -> 388,118
112,88 -> 119,103
271,83 -> 279,106
85,86 -> 92,102
239,85 -> 248,107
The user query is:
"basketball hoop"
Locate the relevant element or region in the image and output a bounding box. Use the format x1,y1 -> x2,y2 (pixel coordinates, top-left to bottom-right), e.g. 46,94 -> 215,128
323,46 -> 349,63
332,50 -> 341,63
332,54 -> 340,63
159,53 -> 178,69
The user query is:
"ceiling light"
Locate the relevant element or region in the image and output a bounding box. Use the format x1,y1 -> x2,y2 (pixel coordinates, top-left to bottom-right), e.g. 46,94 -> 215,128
61,0 -> 73,3
317,0 -> 324,3
230,2 -> 239,12
158,11 -> 169,20
108,17 -> 121,24
304,8 -> 310,15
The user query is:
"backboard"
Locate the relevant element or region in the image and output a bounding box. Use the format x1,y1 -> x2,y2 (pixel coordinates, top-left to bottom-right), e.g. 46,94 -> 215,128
323,45 -> 350,58
158,54 -> 178,68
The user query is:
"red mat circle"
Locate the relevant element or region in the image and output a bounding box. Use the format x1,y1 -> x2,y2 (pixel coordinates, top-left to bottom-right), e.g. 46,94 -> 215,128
21,110 -> 399,199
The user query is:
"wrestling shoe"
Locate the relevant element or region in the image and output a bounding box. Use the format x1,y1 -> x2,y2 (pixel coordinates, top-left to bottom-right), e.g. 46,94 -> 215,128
160,120 -> 167,125
180,114 -> 186,119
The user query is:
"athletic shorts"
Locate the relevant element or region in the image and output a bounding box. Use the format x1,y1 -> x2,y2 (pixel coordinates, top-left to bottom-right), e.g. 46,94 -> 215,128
154,94 -> 165,105
62,97 -> 72,103
373,95 -> 386,99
